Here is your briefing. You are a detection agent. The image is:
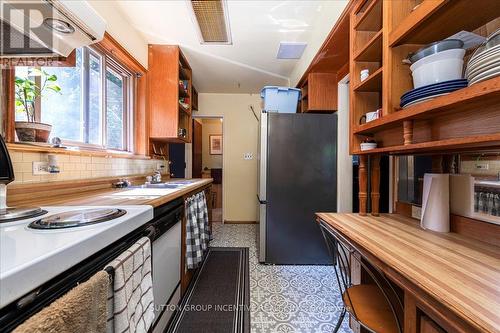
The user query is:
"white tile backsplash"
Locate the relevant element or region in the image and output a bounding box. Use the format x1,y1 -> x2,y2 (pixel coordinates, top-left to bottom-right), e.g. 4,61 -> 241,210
11,151 -> 159,184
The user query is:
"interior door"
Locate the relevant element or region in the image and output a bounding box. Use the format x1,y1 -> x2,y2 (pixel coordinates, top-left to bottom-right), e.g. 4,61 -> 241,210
192,119 -> 203,178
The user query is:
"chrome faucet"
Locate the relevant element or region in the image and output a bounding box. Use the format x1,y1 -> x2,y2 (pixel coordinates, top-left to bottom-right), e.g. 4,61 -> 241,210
151,169 -> 162,184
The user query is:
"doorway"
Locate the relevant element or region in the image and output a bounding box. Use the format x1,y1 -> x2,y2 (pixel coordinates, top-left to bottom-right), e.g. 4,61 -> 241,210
192,117 -> 223,223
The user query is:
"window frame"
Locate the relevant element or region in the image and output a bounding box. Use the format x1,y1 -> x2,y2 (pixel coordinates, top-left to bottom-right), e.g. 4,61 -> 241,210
14,45 -> 135,152
4,32 -> 148,157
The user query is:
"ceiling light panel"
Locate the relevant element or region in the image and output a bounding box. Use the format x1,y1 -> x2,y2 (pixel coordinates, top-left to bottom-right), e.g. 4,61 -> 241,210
277,42 -> 307,59
188,0 -> 232,44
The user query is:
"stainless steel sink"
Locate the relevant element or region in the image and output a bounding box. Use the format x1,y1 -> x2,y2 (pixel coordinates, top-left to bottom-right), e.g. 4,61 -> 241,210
133,183 -> 182,189
132,180 -> 197,189
166,180 -> 198,185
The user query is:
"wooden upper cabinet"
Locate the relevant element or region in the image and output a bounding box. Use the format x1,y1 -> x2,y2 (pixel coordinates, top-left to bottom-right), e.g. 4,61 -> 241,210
148,44 -> 192,143
308,73 -> 338,111
300,72 -> 338,113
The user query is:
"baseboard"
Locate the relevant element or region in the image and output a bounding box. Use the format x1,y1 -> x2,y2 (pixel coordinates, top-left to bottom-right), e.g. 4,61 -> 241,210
223,220 -> 257,224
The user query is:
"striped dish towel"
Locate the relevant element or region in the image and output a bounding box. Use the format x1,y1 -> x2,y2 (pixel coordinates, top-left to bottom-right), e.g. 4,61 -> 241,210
106,237 -> 155,333
185,191 -> 210,269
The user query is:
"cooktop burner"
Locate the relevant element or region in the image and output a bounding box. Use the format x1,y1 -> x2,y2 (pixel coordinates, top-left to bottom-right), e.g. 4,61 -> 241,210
28,208 -> 127,229
0,207 -> 48,223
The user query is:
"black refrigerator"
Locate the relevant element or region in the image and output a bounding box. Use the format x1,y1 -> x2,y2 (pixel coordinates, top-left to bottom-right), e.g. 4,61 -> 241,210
257,111 -> 337,265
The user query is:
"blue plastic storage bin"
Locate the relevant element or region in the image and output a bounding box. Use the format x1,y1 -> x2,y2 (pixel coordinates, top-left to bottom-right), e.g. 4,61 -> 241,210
260,86 -> 301,113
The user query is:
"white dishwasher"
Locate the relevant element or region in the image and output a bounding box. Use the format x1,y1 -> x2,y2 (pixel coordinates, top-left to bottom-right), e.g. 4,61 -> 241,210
150,199 -> 183,333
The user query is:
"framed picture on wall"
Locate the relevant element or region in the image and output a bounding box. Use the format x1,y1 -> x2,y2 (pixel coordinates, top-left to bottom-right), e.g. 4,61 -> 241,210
209,135 -> 223,155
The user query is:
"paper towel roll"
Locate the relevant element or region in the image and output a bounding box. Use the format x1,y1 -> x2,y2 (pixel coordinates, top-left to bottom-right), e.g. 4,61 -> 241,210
421,173 -> 450,232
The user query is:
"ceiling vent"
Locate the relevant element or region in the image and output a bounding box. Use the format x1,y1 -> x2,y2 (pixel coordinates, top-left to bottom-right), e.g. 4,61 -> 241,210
277,42 -> 307,59
188,0 -> 232,45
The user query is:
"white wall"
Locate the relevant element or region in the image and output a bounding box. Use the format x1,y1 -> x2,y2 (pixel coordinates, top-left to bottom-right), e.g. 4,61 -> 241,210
87,0 -> 148,68
289,1 -> 349,86
195,93 -> 261,222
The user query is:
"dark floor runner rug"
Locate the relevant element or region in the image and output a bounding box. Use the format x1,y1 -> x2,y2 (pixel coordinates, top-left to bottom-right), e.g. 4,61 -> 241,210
167,247 -> 250,333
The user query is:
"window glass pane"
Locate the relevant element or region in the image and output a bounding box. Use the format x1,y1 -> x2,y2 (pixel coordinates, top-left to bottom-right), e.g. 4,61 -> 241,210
13,47 -> 131,151
88,52 -> 102,145
106,67 -> 124,150
41,48 -> 83,142
14,67 -> 29,121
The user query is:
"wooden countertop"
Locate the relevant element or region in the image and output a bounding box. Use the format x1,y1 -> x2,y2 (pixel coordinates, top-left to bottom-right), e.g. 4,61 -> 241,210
316,213 -> 500,333
7,179 -> 213,208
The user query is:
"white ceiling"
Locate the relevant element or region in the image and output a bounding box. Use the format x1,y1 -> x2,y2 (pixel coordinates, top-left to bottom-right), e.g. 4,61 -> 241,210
115,0 -> 348,93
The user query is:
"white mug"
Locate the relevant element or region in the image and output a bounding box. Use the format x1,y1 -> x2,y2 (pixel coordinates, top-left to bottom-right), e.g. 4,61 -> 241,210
366,109 -> 380,122
360,69 -> 370,81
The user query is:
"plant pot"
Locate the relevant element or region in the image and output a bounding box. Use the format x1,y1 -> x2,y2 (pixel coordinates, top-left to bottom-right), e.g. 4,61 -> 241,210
14,121 -> 52,143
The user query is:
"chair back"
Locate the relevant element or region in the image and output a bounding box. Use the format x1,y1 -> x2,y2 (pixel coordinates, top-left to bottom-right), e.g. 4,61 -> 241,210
319,220 -> 404,333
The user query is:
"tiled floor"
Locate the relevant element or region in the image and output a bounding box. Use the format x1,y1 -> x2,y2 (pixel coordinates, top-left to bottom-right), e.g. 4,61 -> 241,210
210,223 -> 352,333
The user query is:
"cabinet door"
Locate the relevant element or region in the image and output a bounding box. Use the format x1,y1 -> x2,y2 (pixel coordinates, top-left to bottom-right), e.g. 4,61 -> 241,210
148,45 -> 180,139
308,73 -> 338,111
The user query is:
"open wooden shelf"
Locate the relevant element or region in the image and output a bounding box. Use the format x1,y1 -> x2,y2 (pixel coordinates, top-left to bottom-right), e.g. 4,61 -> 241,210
353,67 -> 383,92
354,30 -> 382,62
353,133 -> 500,155
179,102 -> 191,115
179,86 -> 190,98
179,67 -> 189,80
354,76 -> 500,135
389,0 -> 500,46
354,0 -> 382,32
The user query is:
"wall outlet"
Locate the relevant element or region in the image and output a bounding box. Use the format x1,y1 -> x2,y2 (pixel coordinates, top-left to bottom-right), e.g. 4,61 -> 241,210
411,205 -> 422,220
243,153 -> 253,160
32,162 -> 49,175
475,162 -> 489,170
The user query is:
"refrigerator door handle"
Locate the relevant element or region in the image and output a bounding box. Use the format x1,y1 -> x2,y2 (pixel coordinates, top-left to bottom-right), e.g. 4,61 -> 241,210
258,111 -> 268,202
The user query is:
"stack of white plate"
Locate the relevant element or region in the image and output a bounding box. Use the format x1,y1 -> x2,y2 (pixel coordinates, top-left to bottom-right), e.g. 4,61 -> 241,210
466,31 -> 500,85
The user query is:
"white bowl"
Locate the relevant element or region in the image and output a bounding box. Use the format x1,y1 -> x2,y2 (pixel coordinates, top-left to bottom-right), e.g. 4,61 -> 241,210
410,49 -> 466,88
360,143 -> 377,151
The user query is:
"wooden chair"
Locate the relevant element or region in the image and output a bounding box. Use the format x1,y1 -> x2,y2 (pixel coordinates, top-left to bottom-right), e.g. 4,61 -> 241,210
319,221 -> 403,333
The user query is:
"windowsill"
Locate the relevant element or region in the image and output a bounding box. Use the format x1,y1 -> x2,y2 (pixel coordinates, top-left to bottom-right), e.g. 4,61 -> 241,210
7,142 -> 151,160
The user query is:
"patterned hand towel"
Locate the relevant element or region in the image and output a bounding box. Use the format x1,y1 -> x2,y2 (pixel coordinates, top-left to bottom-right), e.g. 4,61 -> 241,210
106,237 -> 155,333
14,271 -> 109,333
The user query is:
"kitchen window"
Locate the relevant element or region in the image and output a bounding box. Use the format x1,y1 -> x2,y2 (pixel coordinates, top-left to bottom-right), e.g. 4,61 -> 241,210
14,46 -> 134,151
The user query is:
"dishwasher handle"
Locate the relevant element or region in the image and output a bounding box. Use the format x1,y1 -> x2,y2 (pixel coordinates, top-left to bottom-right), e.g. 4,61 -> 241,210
150,206 -> 183,241
143,226 -> 156,240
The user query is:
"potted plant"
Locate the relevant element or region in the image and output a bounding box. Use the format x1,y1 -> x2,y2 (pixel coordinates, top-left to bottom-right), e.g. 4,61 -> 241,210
14,69 -> 61,142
